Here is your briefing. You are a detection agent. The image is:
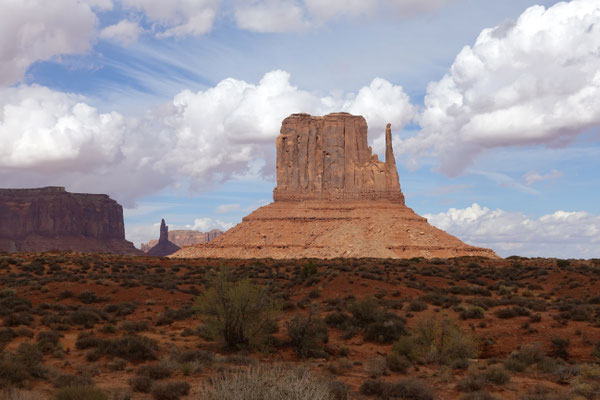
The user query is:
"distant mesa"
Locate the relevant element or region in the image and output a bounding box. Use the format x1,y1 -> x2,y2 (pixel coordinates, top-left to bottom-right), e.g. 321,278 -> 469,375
141,228 -> 223,253
172,113 -> 499,259
0,186 -> 142,255
146,219 -> 181,257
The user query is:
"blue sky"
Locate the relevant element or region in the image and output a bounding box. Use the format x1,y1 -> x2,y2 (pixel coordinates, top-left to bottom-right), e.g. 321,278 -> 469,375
1,0 -> 599,258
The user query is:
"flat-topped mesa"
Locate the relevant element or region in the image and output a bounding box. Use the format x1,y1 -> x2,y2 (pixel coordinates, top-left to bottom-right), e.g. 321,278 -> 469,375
273,113 -> 405,203
0,186 -> 141,255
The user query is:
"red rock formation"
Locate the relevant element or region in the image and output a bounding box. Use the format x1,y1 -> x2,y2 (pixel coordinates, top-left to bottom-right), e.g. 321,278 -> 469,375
147,219 -> 180,257
172,113 -> 498,260
273,113 -> 404,203
141,229 -> 223,252
0,187 -> 141,255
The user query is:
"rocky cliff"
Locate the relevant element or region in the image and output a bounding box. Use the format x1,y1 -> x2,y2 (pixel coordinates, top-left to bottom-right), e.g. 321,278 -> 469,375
147,219 -> 180,257
0,187 -> 141,255
273,113 -> 404,203
172,113 -> 498,260
141,229 -> 223,252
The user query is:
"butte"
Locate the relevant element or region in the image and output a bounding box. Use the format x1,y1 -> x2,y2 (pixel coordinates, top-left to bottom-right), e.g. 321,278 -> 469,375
172,113 -> 498,259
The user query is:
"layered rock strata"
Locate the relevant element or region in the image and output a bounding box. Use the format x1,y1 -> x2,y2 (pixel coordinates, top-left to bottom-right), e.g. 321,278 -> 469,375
172,113 -> 498,259
147,219 -> 181,257
141,229 -> 222,252
0,187 -> 141,255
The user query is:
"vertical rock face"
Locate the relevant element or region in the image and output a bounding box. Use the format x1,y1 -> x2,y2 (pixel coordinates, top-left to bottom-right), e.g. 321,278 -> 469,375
273,113 -> 405,203
0,187 -> 141,255
147,219 -> 181,257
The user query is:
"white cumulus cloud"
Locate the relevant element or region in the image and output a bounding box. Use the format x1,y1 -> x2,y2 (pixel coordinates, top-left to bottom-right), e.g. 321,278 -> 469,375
401,0 -> 600,175
0,85 -> 125,170
0,0 -> 99,85
234,0 -> 308,33
100,20 -> 144,46
190,217 -> 234,232
425,203 -> 600,258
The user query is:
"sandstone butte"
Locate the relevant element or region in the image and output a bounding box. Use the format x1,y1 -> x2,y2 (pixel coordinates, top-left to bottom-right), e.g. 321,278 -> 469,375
172,113 -> 499,259
0,186 -> 141,255
146,219 -> 181,257
141,229 -> 223,253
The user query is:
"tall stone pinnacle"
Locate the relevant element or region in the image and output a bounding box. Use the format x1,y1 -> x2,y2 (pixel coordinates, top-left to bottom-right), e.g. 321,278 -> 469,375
159,219 -> 168,243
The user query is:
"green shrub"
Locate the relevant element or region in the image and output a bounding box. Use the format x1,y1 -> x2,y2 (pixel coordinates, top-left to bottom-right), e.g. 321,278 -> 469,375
483,365 -> 510,385
286,311 -> 328,358
407,300 -> 427,312
199,364 -> 334,400
196,271 -> 279,349
0,343 -> 45,387
52,386 -> 107,400
347,297 -> 382,326
386,352 -> 411,373
392,316 -> 478,365
460,306 -> 484,320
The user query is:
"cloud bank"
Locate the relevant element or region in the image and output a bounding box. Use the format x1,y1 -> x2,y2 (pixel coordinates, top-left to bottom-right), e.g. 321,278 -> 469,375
400,0 -> 600,175
425,203 -> 600,258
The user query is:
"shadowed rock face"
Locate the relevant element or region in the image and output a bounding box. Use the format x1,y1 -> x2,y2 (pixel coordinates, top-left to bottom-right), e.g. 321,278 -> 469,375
0,187 -> 141,255
171,113 -> 499,260
273,113 -> 404,203
147,219 -> 180,257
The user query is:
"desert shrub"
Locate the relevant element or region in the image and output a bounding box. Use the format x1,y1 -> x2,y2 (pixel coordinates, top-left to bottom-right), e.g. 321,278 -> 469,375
286,311 -> 328,358
136,364 -> 172,379
107,357 -> 127,371
150,382 -> 190,400
195,271 -> 279,349
119,321 -> 148,333
520,385 -> 566,400
325,312 -> 349,327
359,378 -> 434,400
407,300 -> 427,312
75,332 -> 102,350
593,341 -> 600,360
36,330 -> 62,353
77,291 -> 100,304
128,376 -> 152,393
347,297 -> 382,326
155,307 -> 194,326
483,365 -> 510,385
0,343 -> 45,387
103,302 -> 137,316
550,337 -> 570,360
364,315 -> 406,344
461,392 -> 497,400
504,343 -> 546,372
392,316 -> 477,365
0,388 -> 43,400
3,312 -> 34,327
460,306 -> 484,320
328,381 -> 350,400
386,351 -> 411,373
52,374 -> 93,389
457,374 -> 485,392
51,386 -> 107,400
68,308 -> 102,327
199,364 -> 334,400
86,335 -> 157,362
172,349 -> 215,365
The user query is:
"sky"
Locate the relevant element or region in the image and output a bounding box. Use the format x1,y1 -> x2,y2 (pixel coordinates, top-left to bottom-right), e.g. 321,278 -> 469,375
1,0 -> 600,258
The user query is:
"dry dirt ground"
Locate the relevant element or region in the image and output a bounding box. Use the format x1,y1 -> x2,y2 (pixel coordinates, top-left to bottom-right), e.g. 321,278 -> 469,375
0,253 -> 599,399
